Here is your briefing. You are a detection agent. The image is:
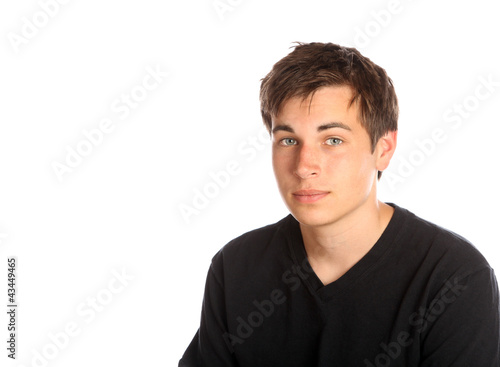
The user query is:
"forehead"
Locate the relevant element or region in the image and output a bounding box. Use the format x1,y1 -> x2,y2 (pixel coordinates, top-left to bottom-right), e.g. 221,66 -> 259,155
272,85 -> 360,129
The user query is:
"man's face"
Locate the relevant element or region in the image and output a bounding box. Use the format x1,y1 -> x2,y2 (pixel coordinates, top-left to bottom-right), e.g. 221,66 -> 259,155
271,85 -> 385,228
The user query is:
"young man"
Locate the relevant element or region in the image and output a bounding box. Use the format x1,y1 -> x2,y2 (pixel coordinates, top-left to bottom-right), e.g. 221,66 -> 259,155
179,43 -> 500,366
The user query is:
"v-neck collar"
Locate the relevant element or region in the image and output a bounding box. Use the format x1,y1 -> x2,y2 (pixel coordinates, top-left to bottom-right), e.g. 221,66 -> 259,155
283,203 -> 407,302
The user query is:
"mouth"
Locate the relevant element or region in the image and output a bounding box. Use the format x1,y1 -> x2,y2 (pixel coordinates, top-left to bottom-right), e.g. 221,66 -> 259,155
292,190 -> 329,203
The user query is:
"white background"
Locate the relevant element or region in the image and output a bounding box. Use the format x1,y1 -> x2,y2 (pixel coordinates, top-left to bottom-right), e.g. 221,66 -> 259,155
1,0 -> 499,366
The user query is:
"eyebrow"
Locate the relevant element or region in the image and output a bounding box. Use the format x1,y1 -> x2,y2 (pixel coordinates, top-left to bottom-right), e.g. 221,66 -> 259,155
272,122 -> 352,134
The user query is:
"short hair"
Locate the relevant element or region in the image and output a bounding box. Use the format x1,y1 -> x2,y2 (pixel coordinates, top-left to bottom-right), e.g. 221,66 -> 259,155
259,42 -> 398,179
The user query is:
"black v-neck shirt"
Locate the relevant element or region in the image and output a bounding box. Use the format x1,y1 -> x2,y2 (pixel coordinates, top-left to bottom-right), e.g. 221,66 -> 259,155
179,204 -> 500,366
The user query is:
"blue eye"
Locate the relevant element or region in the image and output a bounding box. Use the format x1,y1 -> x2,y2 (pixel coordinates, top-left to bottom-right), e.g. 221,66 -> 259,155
280,138 -> 297,146
326,138 -> 343,146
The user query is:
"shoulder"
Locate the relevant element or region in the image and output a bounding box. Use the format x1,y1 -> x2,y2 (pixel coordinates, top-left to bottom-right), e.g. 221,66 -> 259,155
395,204 -> 492,275
210,214 -> 293,267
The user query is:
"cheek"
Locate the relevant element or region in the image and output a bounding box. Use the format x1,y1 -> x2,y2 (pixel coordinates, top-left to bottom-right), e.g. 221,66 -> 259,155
324,150 -> 375,184
351,152 -> 378,188
272,146 -> 293,166
271,150 -> 279,173
322,151 -> 348,174
272,150 -> 288,180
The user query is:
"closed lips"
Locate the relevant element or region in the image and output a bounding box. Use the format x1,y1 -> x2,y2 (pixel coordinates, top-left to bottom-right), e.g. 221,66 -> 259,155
293,190 -> 329,196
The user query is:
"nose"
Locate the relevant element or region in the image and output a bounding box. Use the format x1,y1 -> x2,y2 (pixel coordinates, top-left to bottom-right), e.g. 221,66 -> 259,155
294,144 -> 320,179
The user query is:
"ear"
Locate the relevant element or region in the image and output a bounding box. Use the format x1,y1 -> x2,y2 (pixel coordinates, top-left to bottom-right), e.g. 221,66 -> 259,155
374,130 -> 397,172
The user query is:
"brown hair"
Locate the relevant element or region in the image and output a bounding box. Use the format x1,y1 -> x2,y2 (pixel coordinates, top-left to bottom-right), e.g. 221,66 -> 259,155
259,42 -> 398,179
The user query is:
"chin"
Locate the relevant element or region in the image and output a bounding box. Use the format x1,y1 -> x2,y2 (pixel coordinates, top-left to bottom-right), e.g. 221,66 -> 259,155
287,204 -> 339,228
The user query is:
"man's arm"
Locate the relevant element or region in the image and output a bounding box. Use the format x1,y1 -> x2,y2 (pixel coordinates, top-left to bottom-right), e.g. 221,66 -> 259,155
179,260 -> 239,367
419,267 -> 500,366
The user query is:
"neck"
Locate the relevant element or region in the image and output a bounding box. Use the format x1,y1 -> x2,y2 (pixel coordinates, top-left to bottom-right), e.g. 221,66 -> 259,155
299,200 -> 394,285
